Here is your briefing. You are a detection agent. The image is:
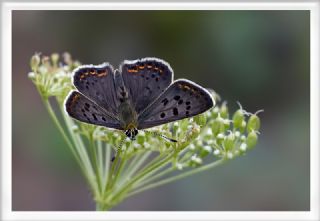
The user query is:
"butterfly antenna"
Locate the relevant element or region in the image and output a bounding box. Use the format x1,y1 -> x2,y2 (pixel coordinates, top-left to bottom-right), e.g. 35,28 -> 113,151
111,136 -> 127,162
143,130 -> 178,143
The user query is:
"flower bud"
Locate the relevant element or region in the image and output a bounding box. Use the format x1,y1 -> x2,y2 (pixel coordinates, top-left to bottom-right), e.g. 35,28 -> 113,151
211,116 -> 225,135
30,53 -> 40,72
51,53 -> 59,67
137,134 -> 145,145
28,72 -> 36,80
63,52 -> 73,65
194,113 -> 206,127
41,56 -> 50,67
224,132 -> 235,151
232,109 -> 245,129
199,145 -> 212,158
226,151 -> 233,159
211,107 -> 219,118
220,102 -> 229,118
190,154 -> 202,165
213,149 -> 220,156
247,114 -> 261,132
246,131 -> 258,149
239,143 -> 247,152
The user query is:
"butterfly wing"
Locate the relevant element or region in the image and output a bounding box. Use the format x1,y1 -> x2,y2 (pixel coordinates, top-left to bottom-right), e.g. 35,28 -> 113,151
137,79 -> 214,129
119,58 -> 173,114
72,63 -> 119,116
65,91 -> 122,130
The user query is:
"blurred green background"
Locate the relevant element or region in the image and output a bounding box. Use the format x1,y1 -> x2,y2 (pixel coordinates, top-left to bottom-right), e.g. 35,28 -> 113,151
12,11 -> 310,211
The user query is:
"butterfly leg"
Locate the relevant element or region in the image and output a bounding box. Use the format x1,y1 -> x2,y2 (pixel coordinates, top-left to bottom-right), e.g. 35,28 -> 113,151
111,136 -> 127,162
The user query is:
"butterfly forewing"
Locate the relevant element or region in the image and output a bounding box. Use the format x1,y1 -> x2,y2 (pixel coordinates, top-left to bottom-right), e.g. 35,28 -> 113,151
137,79 -> 214,129
120,58 -> 173,114
65,91 -> 122,130
73,63 -> 119,116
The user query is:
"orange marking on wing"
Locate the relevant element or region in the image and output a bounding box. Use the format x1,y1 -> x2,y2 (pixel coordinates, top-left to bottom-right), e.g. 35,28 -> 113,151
128,68 -> 138,73
69,93 -> 80,108
97,71 -> 107,77
154,67 -> 159,71
138,65 -> 145,70
147,65 -> 152,69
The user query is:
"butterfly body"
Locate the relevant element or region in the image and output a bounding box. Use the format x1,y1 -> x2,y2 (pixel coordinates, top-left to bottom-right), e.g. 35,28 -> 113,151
65,58 -> 215,140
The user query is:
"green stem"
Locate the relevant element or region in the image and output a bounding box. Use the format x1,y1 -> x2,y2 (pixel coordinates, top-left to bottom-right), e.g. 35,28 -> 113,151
97,140 -> 104,180
119,151 -> 152,184
111,152 -> 175,202
133,167 -> 174,190
103,143 -> 111,187
104,148 -> 120,194
43,98 -> 80,163
89,136 -> 102,195
128,159 -> 227,198
59,102 -> 97,192
110,151 -> 127,190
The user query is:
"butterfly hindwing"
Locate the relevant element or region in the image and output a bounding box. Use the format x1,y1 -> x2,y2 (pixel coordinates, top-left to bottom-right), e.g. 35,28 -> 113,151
65,91 -> 122,130
73,63 -> 119,116
120,58 -> 173,114
137,79 -> 214,129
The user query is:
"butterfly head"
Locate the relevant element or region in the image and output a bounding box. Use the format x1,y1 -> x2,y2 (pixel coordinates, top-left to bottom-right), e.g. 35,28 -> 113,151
124,127 -> 138,140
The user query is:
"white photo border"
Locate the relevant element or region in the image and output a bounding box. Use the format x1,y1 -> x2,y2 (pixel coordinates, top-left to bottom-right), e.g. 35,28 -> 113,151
1,1 -> 319,220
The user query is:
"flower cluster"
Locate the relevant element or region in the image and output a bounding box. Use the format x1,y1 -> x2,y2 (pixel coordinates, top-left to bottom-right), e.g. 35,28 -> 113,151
29,53 -> 262,211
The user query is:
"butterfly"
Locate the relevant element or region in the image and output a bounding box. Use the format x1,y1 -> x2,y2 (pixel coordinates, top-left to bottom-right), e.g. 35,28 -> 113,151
65,57 -> 215,147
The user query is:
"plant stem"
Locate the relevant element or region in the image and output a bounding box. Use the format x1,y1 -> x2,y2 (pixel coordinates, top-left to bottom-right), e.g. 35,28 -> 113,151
120,151 -> 152,183
127,159 -> 227,198
103,143 -> 111,187
58,102 -> 97,192
110,152 -> 174,202
89,136 -> 102,195
133,167 -> 174,190
43,98 -> 80,164
97,140 -> 104,181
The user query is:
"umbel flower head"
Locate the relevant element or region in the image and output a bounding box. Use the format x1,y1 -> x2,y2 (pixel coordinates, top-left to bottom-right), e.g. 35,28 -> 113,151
28,52 -> 262,211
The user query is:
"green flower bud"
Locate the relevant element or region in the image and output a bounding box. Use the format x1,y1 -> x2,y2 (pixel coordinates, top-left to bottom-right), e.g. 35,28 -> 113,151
194,113 -> 206,127
224,132 -> 235,151
247,114 -> 261,132
220,102 -> 229,118
199,145 -> 212,158
136,133 -> 145,145
212,116 -> 225,135
233,109 -> 245,128
211,107 -> 219,119
51,53 -> 59,67
30,53 -> 40,72
172,122 -> 179,134
247,131 -> 258,149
